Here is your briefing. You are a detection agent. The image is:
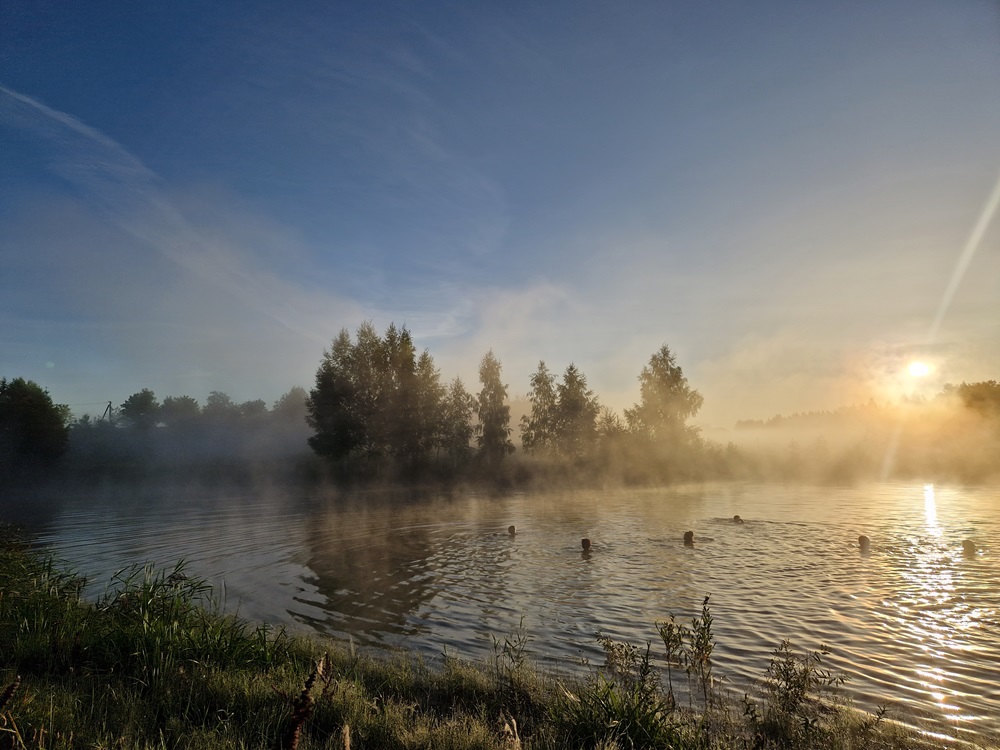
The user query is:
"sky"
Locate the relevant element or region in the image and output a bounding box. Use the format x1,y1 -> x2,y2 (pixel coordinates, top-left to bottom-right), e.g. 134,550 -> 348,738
2,1 -> 999,430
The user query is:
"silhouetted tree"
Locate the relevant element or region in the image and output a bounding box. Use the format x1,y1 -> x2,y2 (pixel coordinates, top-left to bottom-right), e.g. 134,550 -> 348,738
119,389 -> 160,431
476,350 -> 515,465
596,406 -> 627,443
553,363 -> 600,459
352,321 -> 389,456
520,361 -> 557,454
595,405 -> 628,471
307,322 -> 444,467
415,350 -> 445,456
441,377 -> 475,467
160,395 -> 201,428
272,386 -> 308,423
955,380 -> 1000,418
625,345 -> 703,446
202,391 -> 240,424
264,386 -> 312,455
239,399 -> 268,421
0,378 -> 70,473
383,323 -> 420,462
308,328 -> 365,461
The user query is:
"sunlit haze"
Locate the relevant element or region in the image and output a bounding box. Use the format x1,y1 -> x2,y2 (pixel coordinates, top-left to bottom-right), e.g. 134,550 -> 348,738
2,3 -> 998,427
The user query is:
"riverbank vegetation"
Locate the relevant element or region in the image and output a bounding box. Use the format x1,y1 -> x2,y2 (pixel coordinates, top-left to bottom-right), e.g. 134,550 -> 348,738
3,323 -> 999,488
1,528 -> 954,750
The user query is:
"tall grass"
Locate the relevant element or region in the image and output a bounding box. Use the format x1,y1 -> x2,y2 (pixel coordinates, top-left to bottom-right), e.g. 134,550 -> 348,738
2,549 -> 288,687
557,638 -> 680,749
92,562 -> 287,682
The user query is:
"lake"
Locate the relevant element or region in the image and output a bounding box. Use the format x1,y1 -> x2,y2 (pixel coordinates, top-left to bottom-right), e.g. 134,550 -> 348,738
20,481 -> 1000,745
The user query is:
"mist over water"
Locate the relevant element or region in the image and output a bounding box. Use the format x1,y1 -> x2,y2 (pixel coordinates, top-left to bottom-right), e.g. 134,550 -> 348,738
16,480 -> 998,744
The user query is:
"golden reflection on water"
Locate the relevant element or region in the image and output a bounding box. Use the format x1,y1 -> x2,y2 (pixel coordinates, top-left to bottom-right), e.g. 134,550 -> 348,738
894,483 -> 988,732
923,483 -> 940,537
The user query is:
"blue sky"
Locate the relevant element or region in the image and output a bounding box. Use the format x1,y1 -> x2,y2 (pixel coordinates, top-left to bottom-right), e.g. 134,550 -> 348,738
2,1 -> 998,428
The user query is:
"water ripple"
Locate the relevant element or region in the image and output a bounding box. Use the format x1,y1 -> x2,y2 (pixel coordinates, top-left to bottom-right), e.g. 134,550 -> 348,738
26,482 -> 1000,743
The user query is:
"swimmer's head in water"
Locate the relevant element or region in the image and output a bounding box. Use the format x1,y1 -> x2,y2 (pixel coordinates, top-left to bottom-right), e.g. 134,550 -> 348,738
683,531 -> 694,546
859,535 -> 871,551
733,515 -> 744,524
581,538 -> 591,551
962,539 -> 977,555
508,525 -> 516,536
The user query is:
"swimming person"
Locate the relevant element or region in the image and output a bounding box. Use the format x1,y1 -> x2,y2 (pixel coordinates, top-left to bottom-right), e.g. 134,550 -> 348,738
733,515 -> 745,524
683,530 -> 694,546
858,535 -> 871,553
508,525 -> 516,536
581,538 -> 591,551
963,539 -> 977,555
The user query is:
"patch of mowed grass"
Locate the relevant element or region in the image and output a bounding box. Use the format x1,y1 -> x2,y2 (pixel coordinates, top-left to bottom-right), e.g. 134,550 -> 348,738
0,525 -> 979,750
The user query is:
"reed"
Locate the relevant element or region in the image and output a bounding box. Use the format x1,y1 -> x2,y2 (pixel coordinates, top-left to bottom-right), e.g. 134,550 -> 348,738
557,637 -> 680,749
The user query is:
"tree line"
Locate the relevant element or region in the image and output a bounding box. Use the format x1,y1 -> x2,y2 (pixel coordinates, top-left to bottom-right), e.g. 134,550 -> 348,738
1,321 -> 710,483
1,380 -> 312,480
5,328 -> 999,485
106,386 -> 310,432
66,386 -> 312,472
304,322 -> 706,481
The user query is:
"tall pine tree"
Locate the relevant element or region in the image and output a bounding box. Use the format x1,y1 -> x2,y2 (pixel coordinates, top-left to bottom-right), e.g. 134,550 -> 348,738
520,360 -> 557,454
475,350 -> 515,466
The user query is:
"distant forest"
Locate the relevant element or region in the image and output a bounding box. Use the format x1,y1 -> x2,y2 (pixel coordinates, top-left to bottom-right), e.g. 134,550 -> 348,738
3,323 -> 999,486
731,380 -> 1000,483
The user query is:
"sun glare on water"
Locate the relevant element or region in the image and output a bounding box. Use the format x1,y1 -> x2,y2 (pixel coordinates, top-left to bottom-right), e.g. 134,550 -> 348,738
908,361 -> 930,377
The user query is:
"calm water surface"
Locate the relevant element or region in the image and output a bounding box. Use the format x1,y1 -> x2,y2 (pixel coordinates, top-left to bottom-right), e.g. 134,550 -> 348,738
26,482 -> 1000,744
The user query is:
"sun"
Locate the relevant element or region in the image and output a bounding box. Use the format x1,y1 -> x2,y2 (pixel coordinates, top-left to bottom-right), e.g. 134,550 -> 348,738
908,361 -> 930,377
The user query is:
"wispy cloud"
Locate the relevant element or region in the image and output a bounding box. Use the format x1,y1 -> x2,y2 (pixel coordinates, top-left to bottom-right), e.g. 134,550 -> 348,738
0,84 -> 544,405
2,86 -> 361,345
1,86 -> 374,400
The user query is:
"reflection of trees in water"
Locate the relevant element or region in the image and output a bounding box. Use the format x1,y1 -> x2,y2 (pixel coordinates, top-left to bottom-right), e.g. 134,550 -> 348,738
298,490 -> 530,654
300,487 -> 718,663
300,491 -> 455,640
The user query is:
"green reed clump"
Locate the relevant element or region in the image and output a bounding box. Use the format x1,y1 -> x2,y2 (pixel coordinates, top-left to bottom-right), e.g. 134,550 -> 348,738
740,640 -> 848,749
687,596 -> 715,709
554,634 -> 683,750
488,615 -> 549,729
656,594 -> 716,712
88,561 -> 289,688
560,595 -> 940,750
0,528 -> 90,676
0,528 -> 317,748
1,547 -> 291,691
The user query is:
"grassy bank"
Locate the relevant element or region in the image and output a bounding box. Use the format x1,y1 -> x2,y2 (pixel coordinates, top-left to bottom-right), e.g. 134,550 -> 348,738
0,526 -> 964,749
